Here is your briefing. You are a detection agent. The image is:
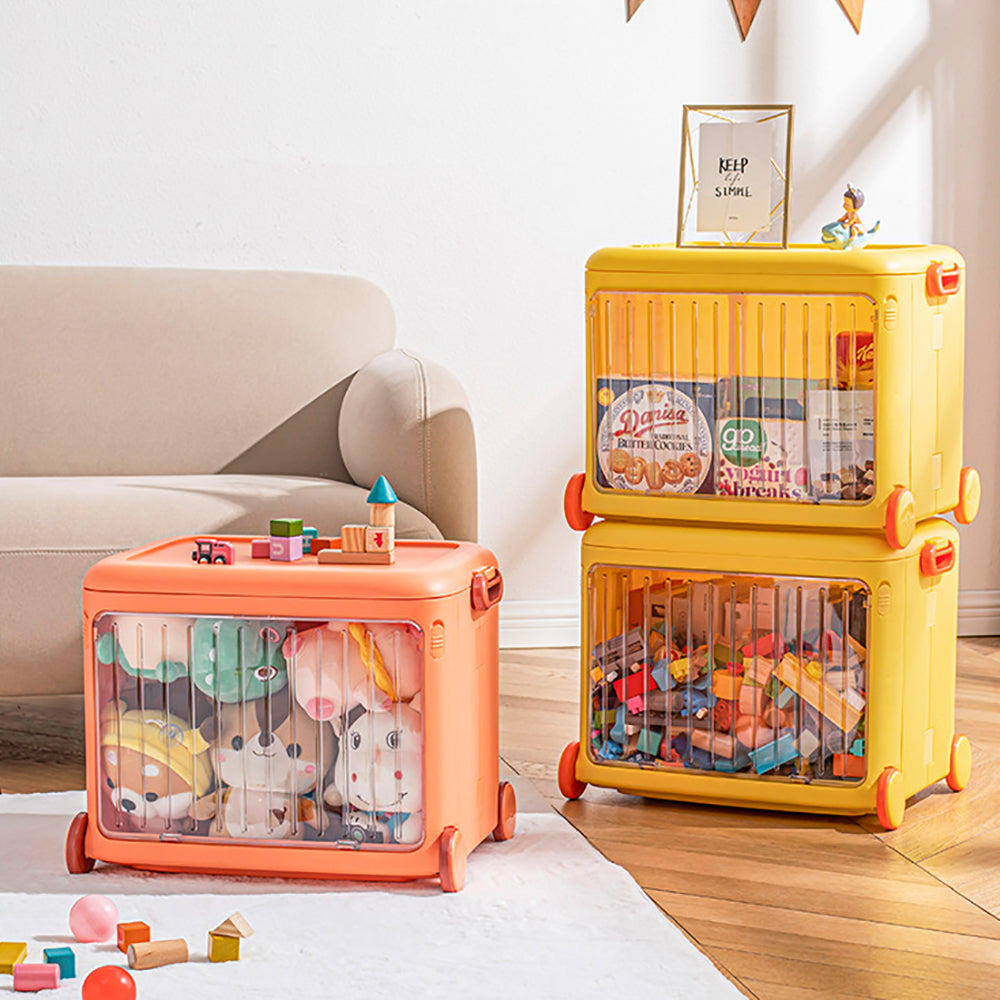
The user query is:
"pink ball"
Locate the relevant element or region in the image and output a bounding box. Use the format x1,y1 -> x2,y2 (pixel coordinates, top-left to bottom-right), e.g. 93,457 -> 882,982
69,894 -> 119,942
82,966 -> 136,1000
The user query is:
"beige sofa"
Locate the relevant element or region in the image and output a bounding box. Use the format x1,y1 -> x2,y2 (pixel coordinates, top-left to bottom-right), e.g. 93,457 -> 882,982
0,266 -> 477,698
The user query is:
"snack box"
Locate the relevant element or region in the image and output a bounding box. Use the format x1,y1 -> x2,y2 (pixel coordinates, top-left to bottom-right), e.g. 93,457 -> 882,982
559,517 -> 970,830
566,244 -> 980,547
66,537 -> 513,891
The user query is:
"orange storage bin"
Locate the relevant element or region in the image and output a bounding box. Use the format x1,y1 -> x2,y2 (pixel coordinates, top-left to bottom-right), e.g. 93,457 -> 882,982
66,537 -> 513,891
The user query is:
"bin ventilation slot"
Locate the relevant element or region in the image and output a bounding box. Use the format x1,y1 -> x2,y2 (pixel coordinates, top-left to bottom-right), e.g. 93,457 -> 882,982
587,566 -> 869,784
590,290 -> 877,504
92,613 -> 425,850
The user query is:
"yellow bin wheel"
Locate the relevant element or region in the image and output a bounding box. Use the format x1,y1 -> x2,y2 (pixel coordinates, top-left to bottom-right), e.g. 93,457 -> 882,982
946,734 -> 972,792
954,467 -> 981,525
876,767 -> 906,831
885,487 -> 916,550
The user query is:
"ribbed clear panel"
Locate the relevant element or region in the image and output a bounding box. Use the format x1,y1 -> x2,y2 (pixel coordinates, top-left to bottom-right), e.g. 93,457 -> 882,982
589,290 -> 876,503
586,567 -> 868,783
93,614 -> 425,849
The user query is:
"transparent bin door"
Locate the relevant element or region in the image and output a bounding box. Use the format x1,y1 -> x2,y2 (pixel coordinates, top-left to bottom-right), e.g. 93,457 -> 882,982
93,614 -> 425,849
587,567 -> 869,783
590,290 -> 877,504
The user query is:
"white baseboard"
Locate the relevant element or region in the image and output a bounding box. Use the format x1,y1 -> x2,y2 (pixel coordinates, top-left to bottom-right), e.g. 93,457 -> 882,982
501,590 -> 1000,648
958,589 -> 1000,637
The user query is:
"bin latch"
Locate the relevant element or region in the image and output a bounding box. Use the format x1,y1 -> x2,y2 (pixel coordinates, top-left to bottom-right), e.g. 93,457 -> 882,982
920,539 -> 955,577
471,567 -> 504,611
926,262 -> 961,298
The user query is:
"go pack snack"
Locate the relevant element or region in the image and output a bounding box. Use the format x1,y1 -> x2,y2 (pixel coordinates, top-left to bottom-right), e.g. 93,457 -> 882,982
596,378 -> 716,495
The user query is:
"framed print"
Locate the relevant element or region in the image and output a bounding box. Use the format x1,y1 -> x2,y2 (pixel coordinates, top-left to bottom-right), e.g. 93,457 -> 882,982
677,105 -> 794,248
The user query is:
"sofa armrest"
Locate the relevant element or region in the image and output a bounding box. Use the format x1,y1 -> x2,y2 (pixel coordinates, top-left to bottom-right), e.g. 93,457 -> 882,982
338,349 -> 477,542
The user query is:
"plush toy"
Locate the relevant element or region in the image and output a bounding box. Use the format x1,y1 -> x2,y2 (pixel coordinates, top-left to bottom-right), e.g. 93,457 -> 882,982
284,621 -> 422,724
196,685 -> 334,839
95,616 -> 195,683
190,618 -> 289,703
99,700 -> 213,831
325,700 -> 423,845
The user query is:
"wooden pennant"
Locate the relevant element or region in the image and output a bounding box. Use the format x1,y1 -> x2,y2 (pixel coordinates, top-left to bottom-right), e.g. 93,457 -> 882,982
730,0 -> 763,39
835,0 -> 864,33
625,0 -> 645,21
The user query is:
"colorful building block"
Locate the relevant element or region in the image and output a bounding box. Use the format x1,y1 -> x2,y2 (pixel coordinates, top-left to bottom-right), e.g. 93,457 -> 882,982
340,525 -> 367,553
365,524 -> 394,553
213,912 -> 254,939
612,667 -> 657,703
302,526 -> 319,547
833,753 -> 866,778
250,538 -> 270,558
0,943 -> 27,974
636,729 -> 663,756
748,732 -> 798,773
310,536 -> 334,555
796,729 -> 820,761
690,729 -> 736,757
269,534 -> 303,561
12,963 -> 59,992
625,695 -> 644,714
269,518 -> 303,538
117,922 -> 150,954
207,932 -> 240,963
42,948 -> 75,979
776,654 -> 863,731
711,670 -> 743,700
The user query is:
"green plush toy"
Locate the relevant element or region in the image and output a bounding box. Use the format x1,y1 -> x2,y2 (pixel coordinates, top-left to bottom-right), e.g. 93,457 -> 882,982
94,617 -> 192,683
190,618 -> 289,703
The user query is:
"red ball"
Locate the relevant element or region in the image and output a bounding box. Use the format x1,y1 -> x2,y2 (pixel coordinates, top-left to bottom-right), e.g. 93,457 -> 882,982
82,966 -> 136,1000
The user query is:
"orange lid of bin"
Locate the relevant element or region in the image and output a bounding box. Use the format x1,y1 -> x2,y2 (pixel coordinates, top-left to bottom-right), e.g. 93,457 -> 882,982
83,537 -> 498,602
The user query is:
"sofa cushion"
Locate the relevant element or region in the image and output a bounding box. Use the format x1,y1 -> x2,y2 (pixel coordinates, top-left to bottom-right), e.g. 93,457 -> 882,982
0,474 -> 440,696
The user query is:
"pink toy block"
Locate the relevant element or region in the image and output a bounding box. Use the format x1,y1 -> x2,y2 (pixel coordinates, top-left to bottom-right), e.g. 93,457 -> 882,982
739,682 -> 769,717
251,538 -> 270,559
269,535 -> 303,562
625,695 -> 645,714
13,963 -> 60,992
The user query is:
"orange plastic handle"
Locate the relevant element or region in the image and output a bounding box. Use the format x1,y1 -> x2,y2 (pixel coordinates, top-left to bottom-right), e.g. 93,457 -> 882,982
471,568 -> 504,611
920,539 -> 955,577
926,262 -> 961,297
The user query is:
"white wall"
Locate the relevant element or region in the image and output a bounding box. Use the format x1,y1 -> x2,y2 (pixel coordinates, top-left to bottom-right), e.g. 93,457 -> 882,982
3,0 -> 997,641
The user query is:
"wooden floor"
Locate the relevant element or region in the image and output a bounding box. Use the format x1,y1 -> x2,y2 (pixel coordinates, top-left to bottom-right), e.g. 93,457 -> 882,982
3,638 -> 999,997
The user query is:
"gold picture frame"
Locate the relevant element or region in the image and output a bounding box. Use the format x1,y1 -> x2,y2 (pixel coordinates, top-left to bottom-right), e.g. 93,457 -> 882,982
677,104 -> 794,249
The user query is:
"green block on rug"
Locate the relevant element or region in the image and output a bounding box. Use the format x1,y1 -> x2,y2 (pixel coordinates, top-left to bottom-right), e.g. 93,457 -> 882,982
270,518 -> 303,538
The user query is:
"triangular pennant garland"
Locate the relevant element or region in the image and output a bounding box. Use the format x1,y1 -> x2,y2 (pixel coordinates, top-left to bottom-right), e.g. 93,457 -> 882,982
624,0 -> 865,38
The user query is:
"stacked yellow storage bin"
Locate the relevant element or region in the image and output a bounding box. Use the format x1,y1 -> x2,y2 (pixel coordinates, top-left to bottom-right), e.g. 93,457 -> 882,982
559,245 -> 979,829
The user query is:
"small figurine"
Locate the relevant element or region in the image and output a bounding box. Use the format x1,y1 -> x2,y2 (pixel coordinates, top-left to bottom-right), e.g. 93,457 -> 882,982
821,185 -> 880,250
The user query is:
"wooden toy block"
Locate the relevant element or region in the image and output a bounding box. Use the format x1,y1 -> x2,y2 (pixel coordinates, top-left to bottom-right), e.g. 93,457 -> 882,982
303,526 -> 319,546
712,670 -> 743,700
207,932 -> 240,963
365,524 -> 394,553
318,548 -> 394,565
310,536 -> 334,555
117,921 -> 150,953
691,729 -> 736,757
776,654 -> 862,731
0,942 -> 27,974
269,518 -> 303,538
127,938 -> 188,970
269,534 -> 303,561
341,524 -> 367,552
212,912 -> 254,939
41,948 -> 74,980
369,502 -> 395,528
250,538 -> 270,558
833,753 -> 866,778
12,963 -> 59,992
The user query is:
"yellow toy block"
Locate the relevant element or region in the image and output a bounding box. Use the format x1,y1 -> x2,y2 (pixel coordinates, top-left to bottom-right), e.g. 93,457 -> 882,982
776,653 -> 863,732
0,942 -> 27,974
208,932 -> 240,963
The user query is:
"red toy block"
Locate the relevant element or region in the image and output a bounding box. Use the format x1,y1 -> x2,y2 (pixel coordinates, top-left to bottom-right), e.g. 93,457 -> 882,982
117,922 -> 150,954
612,667 -> 657,703
833,753 -> 866,778
250,538 -> 270,559
310,537 -> 334,555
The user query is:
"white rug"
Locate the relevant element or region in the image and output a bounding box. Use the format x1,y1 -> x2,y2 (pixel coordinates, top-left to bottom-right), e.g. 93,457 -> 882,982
0,780 -> 741,999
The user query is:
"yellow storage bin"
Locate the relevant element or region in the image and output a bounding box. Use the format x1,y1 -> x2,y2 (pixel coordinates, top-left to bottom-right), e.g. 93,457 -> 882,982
565,244 -> 980,547
558,516 -> 971,829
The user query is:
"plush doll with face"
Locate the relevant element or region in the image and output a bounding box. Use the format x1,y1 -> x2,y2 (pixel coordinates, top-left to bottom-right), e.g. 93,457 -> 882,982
325,700 -> 423,845
99,700 -> 213,832
285,621 -> 422,725
190,618 -> 289,704
197,686 -> 335,840
95,616 -> 195,684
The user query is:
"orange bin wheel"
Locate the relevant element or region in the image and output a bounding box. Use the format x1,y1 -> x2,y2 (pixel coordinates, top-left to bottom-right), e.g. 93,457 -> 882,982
492,781 -> 517,841
954,467 -> 981,525
564,474 -> 594,532
439,827 -> 466,893
558,741 -> 587,800
65,812 -> 95,874
876,767 -> 906,830
885,487 -> 916,550
946,734 -> 972,792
